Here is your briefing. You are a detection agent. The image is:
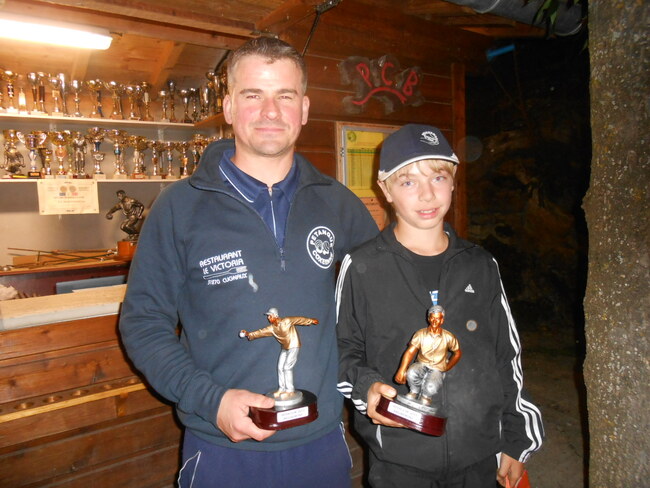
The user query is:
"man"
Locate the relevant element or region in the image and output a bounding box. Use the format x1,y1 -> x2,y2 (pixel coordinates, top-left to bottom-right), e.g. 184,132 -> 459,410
394,305 -> 462,405
119,36 -> 377,488
240,307 -> 319,400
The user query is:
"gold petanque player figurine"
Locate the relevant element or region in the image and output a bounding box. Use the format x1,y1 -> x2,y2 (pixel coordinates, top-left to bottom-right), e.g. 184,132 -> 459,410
395,305 -> 462,406
239,308 -> 320,430
376,305 -> 462,435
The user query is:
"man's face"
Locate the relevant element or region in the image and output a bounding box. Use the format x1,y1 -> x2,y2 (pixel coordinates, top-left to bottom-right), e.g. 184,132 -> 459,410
223,55 -> 309,161
428,312 -> 444,330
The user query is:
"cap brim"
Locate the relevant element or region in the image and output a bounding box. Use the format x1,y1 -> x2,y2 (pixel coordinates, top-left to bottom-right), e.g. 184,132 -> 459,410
378,154 -> 459,181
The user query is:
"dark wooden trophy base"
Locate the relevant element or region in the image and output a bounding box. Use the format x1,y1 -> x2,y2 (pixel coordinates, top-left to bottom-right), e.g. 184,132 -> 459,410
376,395 -> 446,436
249,389 -> 318,430
116,240 -> 137,260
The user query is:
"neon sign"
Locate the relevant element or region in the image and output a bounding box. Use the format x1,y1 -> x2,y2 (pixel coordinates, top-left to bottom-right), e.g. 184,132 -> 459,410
339,54 -> 424,115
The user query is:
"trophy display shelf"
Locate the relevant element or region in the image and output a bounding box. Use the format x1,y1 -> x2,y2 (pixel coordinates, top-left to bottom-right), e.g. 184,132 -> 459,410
0,111 -> 196,130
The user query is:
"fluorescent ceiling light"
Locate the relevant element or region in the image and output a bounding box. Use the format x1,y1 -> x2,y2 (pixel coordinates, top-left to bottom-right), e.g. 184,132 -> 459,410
0,14 -> 112,50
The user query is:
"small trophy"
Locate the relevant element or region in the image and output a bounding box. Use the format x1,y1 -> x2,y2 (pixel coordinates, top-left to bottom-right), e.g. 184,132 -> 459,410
140,82 -> 154,121
129,135 -> 149,179
162,141 -> 177,179
71,131 -> 88,178
106,189 -> 145,260
56,73 -> 70,116
191,133 -> 207,173
376,305 -> 462,436
189,87 -> 200,122
17,130 -> 48,178
240,308 -> 319,430
3,71 -> 19,113
177,141 -> 191,177
48,75 -> 64,116
86,80 -> 104,118
106,129 -> 129,178
149,140 -> 164,179
48,130 -> 73,178
86,127 -> 106,179
166,80 -> 177,123
179,88 -> 193,123
70,80 -> 84,117
124,84 -> 142,120
104,81 -> 124,120
2,129 -> 25,176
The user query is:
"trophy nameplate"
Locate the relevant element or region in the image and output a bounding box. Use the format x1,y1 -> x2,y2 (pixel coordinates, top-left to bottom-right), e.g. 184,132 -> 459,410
376,394 -> 446,436
249,390 -> 318,431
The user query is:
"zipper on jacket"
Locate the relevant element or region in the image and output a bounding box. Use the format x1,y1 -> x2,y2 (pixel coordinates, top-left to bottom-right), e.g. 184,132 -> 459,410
280,247 -> 286,271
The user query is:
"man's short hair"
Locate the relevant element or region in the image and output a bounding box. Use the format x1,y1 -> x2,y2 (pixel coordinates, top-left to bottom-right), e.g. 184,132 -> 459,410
226,36 -> 307,93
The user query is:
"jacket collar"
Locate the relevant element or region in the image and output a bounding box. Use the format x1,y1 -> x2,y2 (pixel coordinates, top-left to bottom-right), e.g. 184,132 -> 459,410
189,138 -> 331,192
376,221 -> 472,260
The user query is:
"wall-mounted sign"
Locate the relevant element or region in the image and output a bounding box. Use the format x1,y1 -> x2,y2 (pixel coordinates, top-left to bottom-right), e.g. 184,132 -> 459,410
339,54 -> 424,115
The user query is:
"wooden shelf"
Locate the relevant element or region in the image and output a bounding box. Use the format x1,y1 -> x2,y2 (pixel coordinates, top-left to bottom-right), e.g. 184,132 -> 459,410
194,112 -> 227,129
0,111 -> 198,130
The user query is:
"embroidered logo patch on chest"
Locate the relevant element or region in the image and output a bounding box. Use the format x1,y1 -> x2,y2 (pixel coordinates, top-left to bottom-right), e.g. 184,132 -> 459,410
306,226 -> 335,269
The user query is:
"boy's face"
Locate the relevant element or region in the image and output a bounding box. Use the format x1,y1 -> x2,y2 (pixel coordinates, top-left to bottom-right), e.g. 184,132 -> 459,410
378,160 -> 454,234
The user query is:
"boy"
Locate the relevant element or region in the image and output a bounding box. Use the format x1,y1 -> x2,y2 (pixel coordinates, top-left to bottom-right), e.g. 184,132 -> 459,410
336,124 -> 543,487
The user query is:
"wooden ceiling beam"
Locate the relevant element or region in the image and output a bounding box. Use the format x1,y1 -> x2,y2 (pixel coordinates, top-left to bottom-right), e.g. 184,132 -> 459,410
255,0 -> 321,34
0,0 -> 250,48
148,41 -> 187,92
403,0 -> 476,16
34,0 -> 256,37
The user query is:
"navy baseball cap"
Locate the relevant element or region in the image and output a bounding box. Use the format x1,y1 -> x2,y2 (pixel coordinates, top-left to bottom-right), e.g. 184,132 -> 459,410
378,124 -> 459,181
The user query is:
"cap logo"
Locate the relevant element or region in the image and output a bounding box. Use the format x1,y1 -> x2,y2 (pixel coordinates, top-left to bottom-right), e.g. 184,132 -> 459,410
420,131 -> 440,146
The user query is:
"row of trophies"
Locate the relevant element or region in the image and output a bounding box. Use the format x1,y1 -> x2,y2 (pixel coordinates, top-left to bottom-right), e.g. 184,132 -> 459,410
0,69 -> 227,123
2,127 -> 216,179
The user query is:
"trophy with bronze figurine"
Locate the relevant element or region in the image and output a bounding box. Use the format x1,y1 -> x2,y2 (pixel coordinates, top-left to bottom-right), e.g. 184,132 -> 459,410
376,305 -> 461,436
240,308 -> 319,430
2,129 -> 25,176
106,189 -> 144,260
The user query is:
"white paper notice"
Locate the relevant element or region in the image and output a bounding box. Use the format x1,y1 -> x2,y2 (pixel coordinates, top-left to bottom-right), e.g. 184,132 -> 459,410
37,179 -> 99,215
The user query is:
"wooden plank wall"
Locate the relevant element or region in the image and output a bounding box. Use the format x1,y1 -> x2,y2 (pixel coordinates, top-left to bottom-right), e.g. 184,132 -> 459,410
0,315 -> 181,488
282,0 -> 490,237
